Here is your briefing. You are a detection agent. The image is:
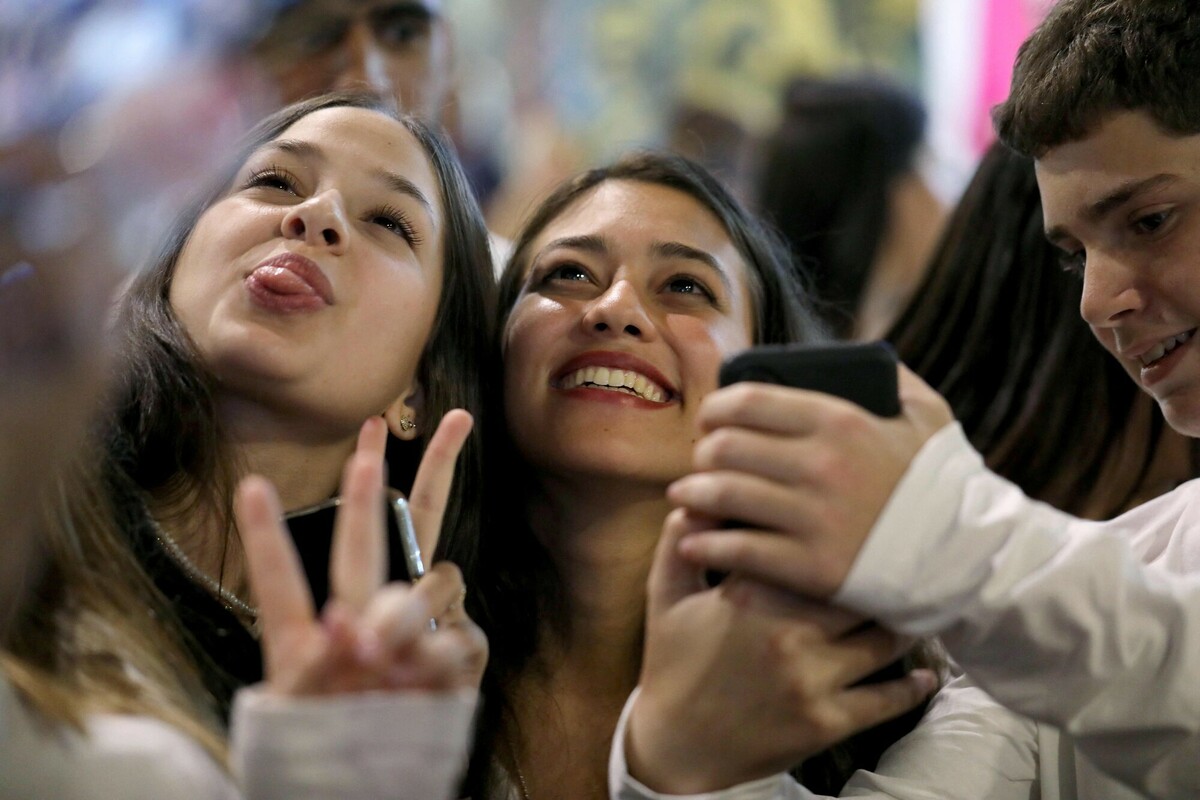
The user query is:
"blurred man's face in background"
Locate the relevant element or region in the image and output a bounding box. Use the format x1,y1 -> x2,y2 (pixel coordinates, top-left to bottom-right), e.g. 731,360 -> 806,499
255,0 -> 452,121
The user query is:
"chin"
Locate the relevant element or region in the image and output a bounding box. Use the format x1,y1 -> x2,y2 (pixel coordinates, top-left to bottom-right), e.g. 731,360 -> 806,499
1159,395 -> 1200,439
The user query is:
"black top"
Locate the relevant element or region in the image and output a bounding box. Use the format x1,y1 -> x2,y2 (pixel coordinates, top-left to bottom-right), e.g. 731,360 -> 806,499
128,498 -> 416,721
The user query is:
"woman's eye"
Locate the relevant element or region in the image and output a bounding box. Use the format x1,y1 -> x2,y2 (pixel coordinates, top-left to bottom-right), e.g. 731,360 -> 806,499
244,167 -> 297,193
1133,210 -> 1171,234
665,275 -> 715,301
370,205 -> 422,246
545,263 -> 590,282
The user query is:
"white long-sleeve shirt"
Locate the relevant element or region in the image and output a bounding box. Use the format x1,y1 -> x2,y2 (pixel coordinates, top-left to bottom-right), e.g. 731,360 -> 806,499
0,677 -> 477,800
609,423 -> 1200,800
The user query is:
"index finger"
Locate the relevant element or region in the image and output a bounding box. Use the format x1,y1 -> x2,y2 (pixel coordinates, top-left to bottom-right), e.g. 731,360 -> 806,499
697,382 -> 868,437
408,409 -> 474,558
236,475 -> 316,639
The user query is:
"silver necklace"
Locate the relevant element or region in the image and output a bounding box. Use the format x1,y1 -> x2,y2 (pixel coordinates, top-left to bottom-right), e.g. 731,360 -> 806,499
149,517 -> 259,626
504,728 -> 533,800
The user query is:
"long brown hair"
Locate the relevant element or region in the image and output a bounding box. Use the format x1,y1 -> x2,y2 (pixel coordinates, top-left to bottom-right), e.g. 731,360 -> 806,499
7,91 -> 494,757
461,151 -> 930,797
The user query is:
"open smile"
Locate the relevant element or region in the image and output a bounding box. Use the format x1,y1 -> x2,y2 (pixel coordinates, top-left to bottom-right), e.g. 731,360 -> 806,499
558,365 -> 670,403
552,351 -> 679,405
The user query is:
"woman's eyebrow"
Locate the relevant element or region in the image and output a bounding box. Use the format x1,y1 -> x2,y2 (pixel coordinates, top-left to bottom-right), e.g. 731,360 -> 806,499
651,240 -> 732,291
535,234 -> 608,259
261,138 -> 320,161
374,169 -> 434,219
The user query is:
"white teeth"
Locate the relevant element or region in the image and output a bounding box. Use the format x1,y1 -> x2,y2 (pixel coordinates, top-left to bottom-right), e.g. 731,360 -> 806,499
559,366 -> 670,403
1140,331 -> 1194,367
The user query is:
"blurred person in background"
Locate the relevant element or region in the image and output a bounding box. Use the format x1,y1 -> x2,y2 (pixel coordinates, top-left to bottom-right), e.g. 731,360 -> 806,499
251,0 -> 452,121
757,77 -> 946,340
250,0 -> 514,266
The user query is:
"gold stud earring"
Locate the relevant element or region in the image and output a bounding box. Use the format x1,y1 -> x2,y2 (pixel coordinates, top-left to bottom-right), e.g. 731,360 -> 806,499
399,416 -> 416,432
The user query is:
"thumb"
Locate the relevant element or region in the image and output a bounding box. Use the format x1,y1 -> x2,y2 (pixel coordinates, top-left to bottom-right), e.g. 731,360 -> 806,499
648,509 -> 711,617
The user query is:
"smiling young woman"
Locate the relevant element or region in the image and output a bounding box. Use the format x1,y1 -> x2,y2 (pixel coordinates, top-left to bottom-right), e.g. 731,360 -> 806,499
457,152 -> 937,800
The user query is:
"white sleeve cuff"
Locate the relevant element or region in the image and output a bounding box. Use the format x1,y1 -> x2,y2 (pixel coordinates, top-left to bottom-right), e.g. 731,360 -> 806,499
608,689 -> 816,800
231,686 -> 477,800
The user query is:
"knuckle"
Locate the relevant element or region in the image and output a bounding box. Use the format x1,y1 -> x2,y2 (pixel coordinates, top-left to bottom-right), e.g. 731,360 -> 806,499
828,405 -> 870,436
699,429 -> 741,469
719,533 -> 756,565
704,477 -> 735,510
717,384 -> 761,423
783,672 -> 818,708
804,704 -> 845,742
430,561 -> 464,586
766,627 -> 800,663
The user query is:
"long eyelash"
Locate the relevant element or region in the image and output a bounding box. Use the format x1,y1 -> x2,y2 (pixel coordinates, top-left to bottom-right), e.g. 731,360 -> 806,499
374,203 -> 423,246
242,164 -> 298,191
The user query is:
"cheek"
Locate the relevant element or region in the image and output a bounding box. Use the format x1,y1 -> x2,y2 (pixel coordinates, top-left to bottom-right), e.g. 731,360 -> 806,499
367,269 -> 441,353
675,316 -> 753,392
502,298 -> 557,379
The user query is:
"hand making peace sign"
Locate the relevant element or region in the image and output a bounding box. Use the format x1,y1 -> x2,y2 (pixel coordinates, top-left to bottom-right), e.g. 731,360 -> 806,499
233,411 -> 487,697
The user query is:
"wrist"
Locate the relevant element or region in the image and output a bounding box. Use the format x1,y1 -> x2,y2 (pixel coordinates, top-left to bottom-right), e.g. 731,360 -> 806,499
625,692 -> 730,794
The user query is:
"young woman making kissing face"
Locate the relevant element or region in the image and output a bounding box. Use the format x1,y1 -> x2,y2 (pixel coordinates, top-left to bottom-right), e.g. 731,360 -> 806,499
8,92 -> 494,749
170,103 -> 444,443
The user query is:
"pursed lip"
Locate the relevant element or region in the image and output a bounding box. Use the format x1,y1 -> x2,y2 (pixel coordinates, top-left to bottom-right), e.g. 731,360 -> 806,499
552,350 -> 679,402
249,252 -> 335,305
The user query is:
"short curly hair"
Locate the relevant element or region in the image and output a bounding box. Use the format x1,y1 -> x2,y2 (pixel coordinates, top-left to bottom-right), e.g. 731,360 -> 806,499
994,0 -> 1200,157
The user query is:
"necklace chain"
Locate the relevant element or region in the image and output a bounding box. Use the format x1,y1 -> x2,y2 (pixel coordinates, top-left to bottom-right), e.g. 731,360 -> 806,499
149,517 -> 259,626
504,728 -> 532,800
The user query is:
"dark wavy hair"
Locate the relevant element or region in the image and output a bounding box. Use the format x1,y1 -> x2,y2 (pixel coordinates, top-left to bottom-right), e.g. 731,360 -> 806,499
889,141 -> 1194,518
995,0 -> 1200,156
459,151 -> 933,797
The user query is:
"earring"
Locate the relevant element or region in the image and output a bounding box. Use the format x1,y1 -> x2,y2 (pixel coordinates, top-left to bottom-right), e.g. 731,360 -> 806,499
399,416 -> 416,432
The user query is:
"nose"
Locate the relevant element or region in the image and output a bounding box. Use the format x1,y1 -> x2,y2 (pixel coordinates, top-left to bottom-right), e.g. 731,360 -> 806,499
332,22 -> 395,99
581,279 -> 655,339
1079,249 -> 1145,329
281,190 -> 350,255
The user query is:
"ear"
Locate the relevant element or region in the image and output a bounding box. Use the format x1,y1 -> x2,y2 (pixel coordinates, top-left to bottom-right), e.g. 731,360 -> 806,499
383,381 -> 424,441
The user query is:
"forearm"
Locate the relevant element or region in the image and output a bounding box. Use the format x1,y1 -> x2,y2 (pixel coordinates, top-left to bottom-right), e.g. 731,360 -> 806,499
837,425 -> 1200,795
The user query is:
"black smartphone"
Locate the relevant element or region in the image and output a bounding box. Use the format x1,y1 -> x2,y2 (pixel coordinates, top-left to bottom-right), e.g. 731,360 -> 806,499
719,341 -> 901,417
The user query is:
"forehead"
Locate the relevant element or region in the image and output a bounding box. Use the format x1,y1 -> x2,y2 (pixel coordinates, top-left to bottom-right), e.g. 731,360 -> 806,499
531,180 -> 743,265
269,107 -> 440,202
1035,111 -> 1200,215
